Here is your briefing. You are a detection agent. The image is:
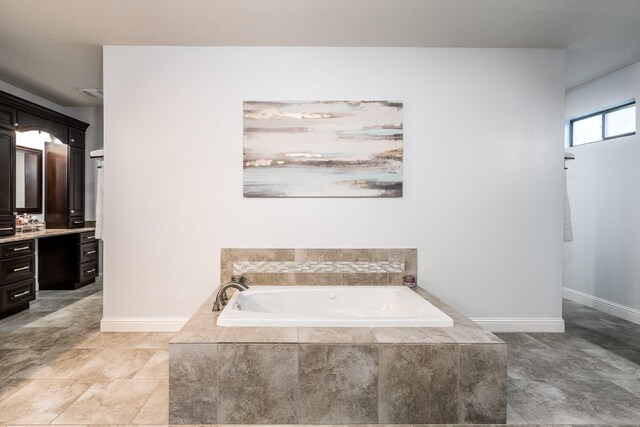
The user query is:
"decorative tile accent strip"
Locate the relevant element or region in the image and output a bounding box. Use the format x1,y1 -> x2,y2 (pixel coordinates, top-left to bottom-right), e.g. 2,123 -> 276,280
234,261 -> 405,274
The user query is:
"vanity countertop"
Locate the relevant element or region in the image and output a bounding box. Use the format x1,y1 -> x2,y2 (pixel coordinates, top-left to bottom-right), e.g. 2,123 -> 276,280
0,227 -> 96,243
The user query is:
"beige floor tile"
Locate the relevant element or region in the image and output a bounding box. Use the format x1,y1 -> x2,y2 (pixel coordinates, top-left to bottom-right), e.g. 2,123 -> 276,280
32,326 -> 101,349
52,379 -> 161,425
0,327 -> 67,349
0,379 -> 91,424
76,331 -> 174,350
71,348 -> 156,380
132,332 -> 175,349
134,350 -> 168,379
131,379 -> 168,424
0,349 -> 41,378
11,348 -> 100,379
0,379 -> 30,401
27,298 -> 102,328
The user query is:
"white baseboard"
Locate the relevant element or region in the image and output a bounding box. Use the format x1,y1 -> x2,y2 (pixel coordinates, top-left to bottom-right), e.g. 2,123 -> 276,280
470,317 -> 565,333
100,317 -> 189,332
563,287 -> 640,326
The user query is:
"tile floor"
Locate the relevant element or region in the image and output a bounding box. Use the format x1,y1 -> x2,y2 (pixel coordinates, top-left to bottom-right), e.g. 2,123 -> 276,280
1,279 -> 639,426
500,299 -> 640,425
0,277 -> 173,425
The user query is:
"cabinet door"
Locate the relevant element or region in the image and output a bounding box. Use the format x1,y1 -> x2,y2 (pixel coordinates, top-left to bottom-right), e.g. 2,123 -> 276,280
0,104 -> 17,131
0,129 -> 15,236
69,127 -> 85,148
68,145 -> 85,217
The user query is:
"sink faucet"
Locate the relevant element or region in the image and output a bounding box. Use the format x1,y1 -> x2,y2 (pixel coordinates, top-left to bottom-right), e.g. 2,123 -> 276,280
212,280 -> 249,312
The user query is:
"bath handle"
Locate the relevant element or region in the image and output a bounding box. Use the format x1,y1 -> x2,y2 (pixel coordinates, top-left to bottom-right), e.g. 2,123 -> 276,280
13,266 -> 29,272
12,290 -> 31,299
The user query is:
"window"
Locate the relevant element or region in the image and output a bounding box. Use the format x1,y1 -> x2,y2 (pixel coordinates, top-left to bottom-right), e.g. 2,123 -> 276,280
570,102 -> 636,146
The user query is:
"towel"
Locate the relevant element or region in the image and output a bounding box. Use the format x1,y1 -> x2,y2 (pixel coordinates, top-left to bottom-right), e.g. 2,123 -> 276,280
564,169 -> 573,242
96,161 -> 104,240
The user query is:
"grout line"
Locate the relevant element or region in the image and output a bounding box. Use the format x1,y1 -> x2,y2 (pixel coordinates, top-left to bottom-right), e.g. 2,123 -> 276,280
128,377 -> 163,424
456,343 -> 461,423
48,379 -> 94,425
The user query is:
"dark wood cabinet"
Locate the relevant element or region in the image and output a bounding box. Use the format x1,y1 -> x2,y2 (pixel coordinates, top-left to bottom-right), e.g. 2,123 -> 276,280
68,145 -> 85,222
0,278 -> 35,315
0,104 -> 17,130
0,129 -> 16,237
17,110 -> 68,144
0,89 -> 89,235
39,231 -> 98,290
45,143 -> 85,228
0,239 -> 35,318
69,127 -> 85,148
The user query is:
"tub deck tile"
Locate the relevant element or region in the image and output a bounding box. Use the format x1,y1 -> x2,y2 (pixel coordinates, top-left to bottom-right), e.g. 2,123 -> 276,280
168,344 -> 217,425
458,343 -> 508,424
378,344 -> 458,424
298,327 -> 377,344
298,344 -> 378,424
217,344 -> 298,424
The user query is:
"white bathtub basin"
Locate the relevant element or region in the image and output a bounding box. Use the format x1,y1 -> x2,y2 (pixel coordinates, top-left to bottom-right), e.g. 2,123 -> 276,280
216,286 -> 454,327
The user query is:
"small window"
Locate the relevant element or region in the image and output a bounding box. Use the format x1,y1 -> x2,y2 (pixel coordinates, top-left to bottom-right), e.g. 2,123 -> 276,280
570,102 -> 636,147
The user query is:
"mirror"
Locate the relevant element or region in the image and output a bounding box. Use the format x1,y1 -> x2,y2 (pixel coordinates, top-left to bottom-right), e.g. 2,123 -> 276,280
15,147 -> 43,213
15,130 -> 52,215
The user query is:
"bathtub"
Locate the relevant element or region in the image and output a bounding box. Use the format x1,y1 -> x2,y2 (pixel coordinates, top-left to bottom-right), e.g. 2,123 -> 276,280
216,286 -> 454,327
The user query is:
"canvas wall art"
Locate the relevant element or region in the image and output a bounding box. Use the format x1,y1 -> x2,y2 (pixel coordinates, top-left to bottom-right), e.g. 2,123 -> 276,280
243,100 -> 403,197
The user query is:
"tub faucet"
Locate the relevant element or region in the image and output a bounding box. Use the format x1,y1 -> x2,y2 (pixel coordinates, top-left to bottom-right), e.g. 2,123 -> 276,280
212,281 -> 249,312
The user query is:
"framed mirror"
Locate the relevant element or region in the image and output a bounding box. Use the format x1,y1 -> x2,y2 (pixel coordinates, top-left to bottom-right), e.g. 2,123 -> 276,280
15,146 -> 43,214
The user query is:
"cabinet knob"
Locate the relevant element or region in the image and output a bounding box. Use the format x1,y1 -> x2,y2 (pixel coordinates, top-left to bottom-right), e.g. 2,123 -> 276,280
13,122 -> 18,127
70,139 -> 75,142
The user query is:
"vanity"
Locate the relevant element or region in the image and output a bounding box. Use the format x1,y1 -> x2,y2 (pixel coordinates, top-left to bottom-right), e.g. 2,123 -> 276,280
0,89 -> 97,318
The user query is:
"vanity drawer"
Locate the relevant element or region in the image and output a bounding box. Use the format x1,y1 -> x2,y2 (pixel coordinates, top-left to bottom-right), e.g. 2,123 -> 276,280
0,220 -> 15,237
0,239 -> 35,259
0,278 -> 35,311
79,241 -> 99,263
78,260 -> 98,283
0,254 -> 35,285
68,217 -> 85,228
79,231 -> 96,243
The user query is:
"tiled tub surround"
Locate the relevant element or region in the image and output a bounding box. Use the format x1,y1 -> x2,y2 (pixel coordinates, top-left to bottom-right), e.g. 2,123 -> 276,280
169,287 -> 507,425
221,248 -> 417,286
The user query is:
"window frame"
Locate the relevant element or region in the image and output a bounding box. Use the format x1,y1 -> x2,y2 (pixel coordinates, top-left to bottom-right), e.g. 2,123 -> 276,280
569,101 -> 636,147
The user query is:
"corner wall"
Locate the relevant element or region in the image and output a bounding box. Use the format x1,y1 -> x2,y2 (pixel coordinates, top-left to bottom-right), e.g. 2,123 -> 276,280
564,61 -> 640,323
103,47 -> 566,332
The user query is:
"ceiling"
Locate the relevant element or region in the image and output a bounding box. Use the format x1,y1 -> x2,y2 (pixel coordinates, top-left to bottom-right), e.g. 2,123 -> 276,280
1,0 -> 639,107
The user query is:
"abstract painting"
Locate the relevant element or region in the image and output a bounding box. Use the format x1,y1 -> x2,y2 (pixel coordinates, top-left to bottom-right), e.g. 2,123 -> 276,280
243,101 -> 403,197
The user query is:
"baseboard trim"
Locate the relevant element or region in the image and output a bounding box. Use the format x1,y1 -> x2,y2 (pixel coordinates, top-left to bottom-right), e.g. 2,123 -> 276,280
563,287 -> 640,326
470,317 -> 565,333
100,317 -> 189,332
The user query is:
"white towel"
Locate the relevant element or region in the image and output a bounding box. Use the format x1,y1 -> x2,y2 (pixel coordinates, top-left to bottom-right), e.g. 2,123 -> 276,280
564,169 -> 573,242
96,161 -> 104,240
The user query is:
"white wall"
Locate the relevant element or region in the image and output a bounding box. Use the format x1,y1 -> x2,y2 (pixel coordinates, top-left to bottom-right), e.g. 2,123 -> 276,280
103,47 -> 566,332
564,61 -> 640,322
